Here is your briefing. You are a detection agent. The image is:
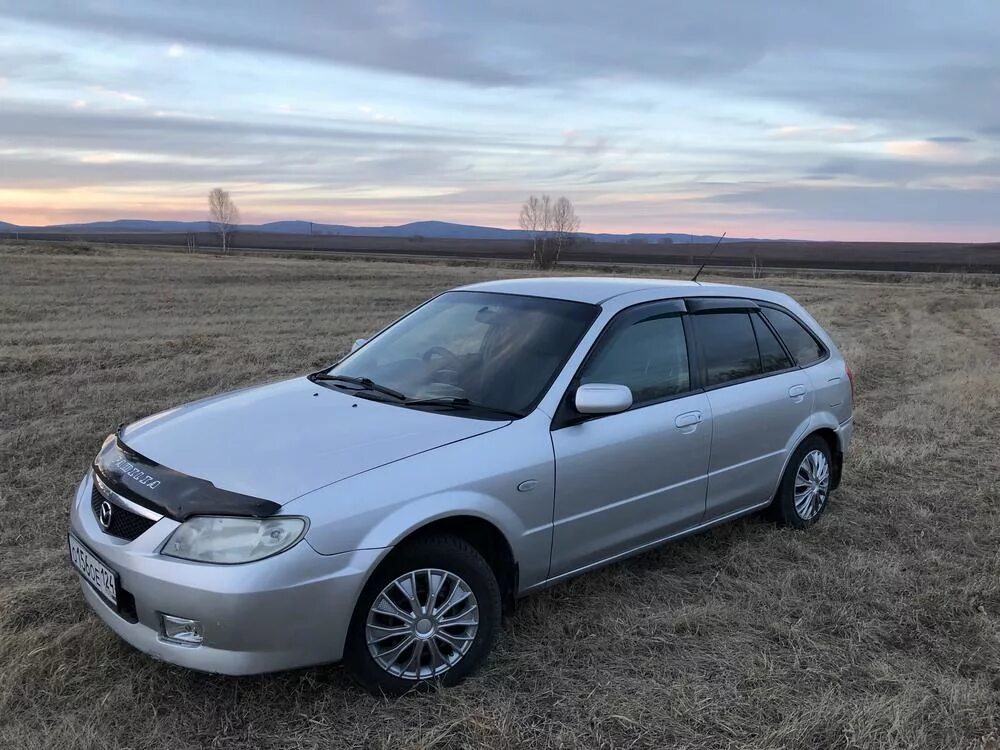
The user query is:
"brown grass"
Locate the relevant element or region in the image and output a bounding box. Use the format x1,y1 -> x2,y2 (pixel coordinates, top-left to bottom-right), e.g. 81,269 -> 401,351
9,230 -> 1000,273
1,241 -> 998,749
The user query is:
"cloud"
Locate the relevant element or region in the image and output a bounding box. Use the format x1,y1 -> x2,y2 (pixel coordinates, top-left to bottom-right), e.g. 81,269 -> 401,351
1,2 -> 526,85
88,86 -> 146,104
357,104 -> 399,124
0,47 -> 74,84
742,62 -> 1000,136
0,103 -> 529,191
166,43 -> 184,58
706,184 -> 1000,224
770,125 -> 862,140
2,0 -> 994,154
805,155 -> 1000,185
883,140 -> 961,160
0,1 -> 993,96
0,102 -> 518,155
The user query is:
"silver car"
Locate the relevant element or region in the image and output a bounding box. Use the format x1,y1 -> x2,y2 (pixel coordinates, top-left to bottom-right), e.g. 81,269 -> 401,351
68,277 -> 854,693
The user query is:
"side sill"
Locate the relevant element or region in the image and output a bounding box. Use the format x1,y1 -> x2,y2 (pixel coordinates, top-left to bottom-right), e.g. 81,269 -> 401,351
520,499 -> 771,595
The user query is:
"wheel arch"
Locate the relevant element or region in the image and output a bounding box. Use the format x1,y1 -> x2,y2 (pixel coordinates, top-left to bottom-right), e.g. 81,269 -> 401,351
808,427 -> 843,489
358,513 -> 520,615
396,516 -> 518,611
772,426 -> 843,502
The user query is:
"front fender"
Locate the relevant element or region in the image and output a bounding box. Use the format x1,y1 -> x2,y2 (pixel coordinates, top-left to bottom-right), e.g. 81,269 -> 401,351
358,491 -> 527,551
289,411 -> 556,589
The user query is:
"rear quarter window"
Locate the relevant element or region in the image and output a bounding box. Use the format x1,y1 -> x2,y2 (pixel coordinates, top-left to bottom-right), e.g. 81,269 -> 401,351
692,312 -> 762,386
761,307 -> 826,366
751,312 -> 794,372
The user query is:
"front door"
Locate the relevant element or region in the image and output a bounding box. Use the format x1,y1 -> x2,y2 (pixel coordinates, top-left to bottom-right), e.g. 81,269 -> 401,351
549,302 -> 712,578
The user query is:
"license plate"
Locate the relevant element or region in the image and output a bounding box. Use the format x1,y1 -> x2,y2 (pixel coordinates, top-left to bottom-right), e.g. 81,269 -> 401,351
68,534 -> 118,606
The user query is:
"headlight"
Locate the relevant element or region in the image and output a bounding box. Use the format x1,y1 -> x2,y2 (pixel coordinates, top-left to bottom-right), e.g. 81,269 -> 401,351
163,516 -> 308,564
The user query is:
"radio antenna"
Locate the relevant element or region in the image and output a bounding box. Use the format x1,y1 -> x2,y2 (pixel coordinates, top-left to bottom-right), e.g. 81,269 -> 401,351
690,231 -> 726,283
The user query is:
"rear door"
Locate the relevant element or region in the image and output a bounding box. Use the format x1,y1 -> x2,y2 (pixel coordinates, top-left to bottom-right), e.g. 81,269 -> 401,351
760,305 -> 849,423
549,300 -> 712,577
687,299 -> 813,521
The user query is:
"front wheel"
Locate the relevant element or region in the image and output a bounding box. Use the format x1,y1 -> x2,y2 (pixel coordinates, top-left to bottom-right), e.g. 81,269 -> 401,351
343,535 -> 501,694
770,436 -> 833,528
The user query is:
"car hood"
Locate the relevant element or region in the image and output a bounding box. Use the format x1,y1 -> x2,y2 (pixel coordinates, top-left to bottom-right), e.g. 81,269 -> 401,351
121,377 -> 507,503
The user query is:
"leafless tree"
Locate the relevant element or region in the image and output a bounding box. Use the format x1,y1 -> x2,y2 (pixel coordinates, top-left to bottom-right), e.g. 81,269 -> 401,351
208,187 -> 240,255
518,194 -> 582,269
518,194 -> 552,267
550,196 -> 581,268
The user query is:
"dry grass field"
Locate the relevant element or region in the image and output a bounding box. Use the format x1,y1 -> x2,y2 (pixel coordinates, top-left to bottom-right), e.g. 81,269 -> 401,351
1,241 -> 999,749
6,231 -> 1000,273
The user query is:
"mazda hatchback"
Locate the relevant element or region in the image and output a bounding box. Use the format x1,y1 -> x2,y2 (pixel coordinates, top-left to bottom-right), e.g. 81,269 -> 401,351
68,277 -> 854,693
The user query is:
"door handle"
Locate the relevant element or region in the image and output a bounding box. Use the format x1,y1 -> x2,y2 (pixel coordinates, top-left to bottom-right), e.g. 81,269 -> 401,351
788,384 -> 807,401
674,411 -> 702,429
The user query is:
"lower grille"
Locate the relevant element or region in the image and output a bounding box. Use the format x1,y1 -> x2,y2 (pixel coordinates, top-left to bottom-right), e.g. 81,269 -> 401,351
91,484 -> 156,541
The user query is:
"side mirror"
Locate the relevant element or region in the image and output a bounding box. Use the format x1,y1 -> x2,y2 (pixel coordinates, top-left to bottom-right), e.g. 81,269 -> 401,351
350,338 -> 367,353
574,383 -> 633,415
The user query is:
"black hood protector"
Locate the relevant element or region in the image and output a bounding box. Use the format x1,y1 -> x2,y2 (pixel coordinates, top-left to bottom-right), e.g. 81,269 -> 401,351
93,427 -> 281,521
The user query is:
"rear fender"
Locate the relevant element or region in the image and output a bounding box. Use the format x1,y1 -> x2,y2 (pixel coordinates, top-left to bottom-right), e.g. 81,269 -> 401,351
769,411 -> 844,499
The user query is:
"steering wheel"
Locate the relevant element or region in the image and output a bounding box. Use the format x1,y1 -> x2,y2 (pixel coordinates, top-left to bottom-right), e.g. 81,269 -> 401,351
422,346 -> 463,369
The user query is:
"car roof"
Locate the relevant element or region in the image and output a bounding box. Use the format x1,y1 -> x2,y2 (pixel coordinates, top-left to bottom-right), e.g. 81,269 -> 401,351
455,276 -> 758,305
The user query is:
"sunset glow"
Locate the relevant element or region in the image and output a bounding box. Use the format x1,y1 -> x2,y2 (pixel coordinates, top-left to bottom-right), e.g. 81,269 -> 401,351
1,2 -> 998,241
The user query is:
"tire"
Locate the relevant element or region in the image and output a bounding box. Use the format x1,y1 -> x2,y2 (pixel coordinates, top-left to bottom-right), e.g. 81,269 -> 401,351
343,534 -> 502,695
770,435 -> 834,528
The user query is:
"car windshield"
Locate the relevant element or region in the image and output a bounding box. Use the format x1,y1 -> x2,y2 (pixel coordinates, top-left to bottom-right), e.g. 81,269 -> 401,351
323,291 -> 598,416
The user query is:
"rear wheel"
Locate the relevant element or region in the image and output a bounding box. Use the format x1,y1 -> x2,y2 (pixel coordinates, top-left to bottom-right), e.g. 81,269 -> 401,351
771,435 -> 833,528
344,535 -> 501,694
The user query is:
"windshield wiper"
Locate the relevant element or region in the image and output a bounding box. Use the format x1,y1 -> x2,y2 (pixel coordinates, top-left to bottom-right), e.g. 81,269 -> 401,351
403,397 -> 523,419
309,374 -> 407,401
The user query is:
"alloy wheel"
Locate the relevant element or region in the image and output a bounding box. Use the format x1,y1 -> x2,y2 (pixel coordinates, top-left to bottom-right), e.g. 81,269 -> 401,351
793,449 -> 830,520
365,568 -> 480,680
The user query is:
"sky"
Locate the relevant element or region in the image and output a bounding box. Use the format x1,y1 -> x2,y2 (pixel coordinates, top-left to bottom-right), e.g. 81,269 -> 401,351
1,1 -> 999,241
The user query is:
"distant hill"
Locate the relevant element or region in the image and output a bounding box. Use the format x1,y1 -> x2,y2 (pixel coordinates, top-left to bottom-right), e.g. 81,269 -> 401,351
32,219 -> 218,233
0,218 -> 751,244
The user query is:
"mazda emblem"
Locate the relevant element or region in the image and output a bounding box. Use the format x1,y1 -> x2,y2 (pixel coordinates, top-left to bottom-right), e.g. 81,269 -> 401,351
98,500 -> 113,529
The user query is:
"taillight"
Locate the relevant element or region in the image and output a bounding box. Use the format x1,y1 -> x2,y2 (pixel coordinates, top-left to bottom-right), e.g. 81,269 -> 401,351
845,364 -> 856,404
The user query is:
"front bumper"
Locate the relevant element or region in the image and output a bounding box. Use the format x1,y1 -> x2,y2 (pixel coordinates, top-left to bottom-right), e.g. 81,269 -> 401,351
69,472 -> 384,675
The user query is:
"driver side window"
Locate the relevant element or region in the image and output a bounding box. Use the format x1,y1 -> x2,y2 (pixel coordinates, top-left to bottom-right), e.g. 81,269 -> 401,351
580,313 -> 690,406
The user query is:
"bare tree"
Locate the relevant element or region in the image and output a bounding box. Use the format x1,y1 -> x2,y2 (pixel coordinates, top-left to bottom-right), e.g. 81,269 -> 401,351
550,196 -> 581,267
518,194 -> 552,267
208,188 -> 240,254
519,194 -> 580,269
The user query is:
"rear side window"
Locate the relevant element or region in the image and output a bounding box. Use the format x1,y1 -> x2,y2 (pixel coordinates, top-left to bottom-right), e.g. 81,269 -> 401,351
761,307 -> 826,366
580,314 -> 689,405
752,313 -> 793,373
692,312 -> 762,386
